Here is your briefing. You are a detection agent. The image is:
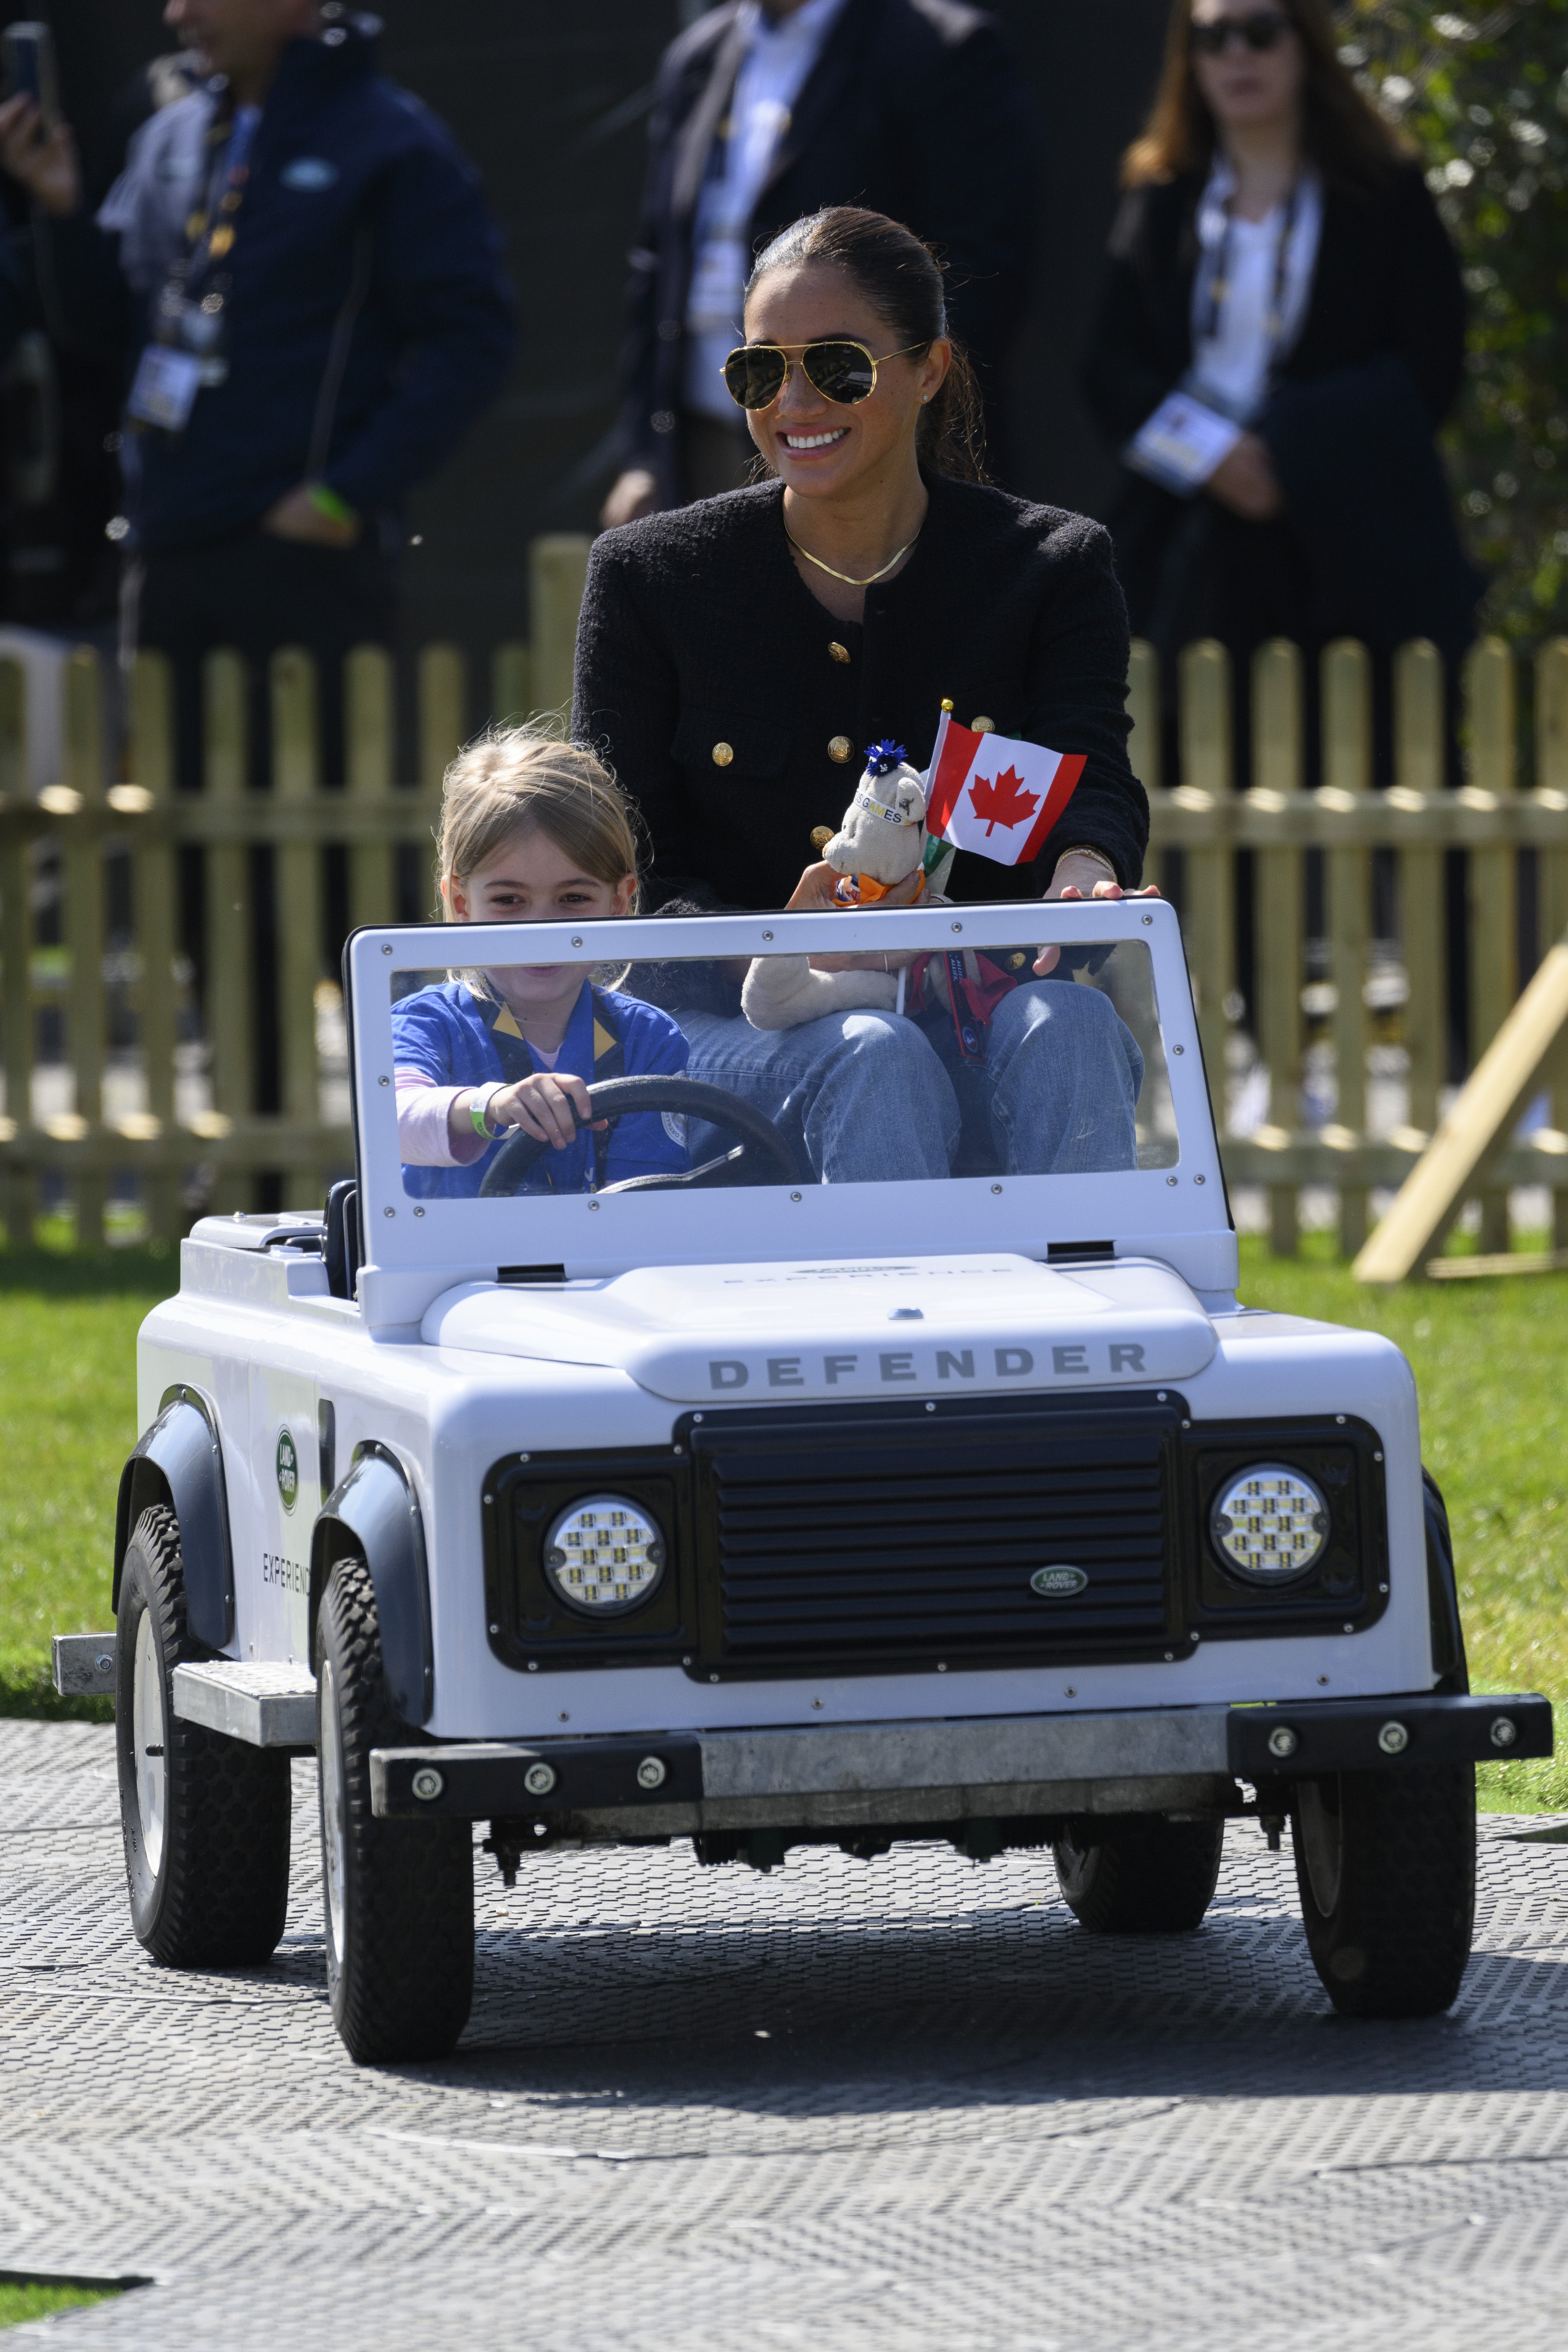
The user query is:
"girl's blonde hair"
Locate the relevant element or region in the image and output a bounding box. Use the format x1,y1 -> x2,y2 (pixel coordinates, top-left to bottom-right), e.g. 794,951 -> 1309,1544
436,725 -> 642,913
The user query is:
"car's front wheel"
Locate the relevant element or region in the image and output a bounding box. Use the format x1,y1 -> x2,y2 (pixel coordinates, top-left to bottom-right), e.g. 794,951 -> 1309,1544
1052,1814 -> 1225,1933
1292,1766 -> 1475,2017
116,1504 -> 291,1966
315,1553 -> 473,2063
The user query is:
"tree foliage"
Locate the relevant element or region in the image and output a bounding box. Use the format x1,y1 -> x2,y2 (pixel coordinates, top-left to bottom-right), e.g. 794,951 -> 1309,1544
1342,1 -> 1568,641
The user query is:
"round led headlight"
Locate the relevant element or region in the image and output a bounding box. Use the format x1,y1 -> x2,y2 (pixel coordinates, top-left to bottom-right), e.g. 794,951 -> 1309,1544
544,1494 -> 665,1616
1211,1463 -> 1330,1584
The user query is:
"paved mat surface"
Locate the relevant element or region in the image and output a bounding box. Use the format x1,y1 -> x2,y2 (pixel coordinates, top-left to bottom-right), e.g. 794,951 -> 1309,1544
2,1719 -> 1566,2350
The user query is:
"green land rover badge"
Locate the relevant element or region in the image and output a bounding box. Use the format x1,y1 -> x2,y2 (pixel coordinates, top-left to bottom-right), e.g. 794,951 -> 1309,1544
276,1427 -> 299,1513
1030,1566 -> 1087,1598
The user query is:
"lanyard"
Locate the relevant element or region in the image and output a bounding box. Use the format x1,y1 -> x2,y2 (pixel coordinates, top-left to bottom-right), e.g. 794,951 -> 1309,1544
152,100 -> 259,353
1196,178 -> 1301,374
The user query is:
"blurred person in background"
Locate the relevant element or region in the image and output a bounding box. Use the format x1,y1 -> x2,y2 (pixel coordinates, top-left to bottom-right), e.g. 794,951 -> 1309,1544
0,0 -> 514,785
1081,0 -> 1479,767
601,0 -> 1039,527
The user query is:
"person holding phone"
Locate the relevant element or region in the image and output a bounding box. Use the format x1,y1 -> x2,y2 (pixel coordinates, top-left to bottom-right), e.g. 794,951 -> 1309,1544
0,0 -> 514,786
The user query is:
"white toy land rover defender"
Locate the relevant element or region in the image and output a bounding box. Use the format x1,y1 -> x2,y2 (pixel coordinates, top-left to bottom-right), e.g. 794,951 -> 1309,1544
62,900 -> 1551,2062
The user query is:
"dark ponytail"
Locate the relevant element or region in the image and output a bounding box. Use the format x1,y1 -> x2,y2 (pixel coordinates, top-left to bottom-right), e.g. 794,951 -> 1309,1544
744,206 -> 988,484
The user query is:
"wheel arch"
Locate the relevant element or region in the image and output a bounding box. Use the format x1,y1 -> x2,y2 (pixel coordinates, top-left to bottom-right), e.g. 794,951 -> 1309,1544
114,1385 -> 235,1648
309,1442 -> 433,1725
1422,1464 -> 1469,1694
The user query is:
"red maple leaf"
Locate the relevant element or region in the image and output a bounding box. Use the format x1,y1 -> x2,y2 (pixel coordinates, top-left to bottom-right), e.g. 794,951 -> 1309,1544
967,764 -> 1038,836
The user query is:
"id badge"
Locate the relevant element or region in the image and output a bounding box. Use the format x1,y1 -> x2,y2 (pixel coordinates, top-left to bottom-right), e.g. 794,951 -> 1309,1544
1125,390 -> 1243,496
127,345 -> 204,431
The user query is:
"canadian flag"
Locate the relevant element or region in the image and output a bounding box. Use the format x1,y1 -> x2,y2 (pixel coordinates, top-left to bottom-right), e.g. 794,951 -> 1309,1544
923,710 -> 1087,866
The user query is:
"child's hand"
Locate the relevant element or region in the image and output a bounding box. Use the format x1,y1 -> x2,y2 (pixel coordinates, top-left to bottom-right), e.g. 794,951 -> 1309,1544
493,1071 -> 595,1151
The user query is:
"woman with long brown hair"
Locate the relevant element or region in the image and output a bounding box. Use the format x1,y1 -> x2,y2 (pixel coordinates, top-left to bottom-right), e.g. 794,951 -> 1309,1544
1082,0 -> 1479,727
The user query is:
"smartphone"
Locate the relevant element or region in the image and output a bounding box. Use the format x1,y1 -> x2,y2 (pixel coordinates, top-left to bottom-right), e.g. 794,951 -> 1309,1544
2,22 -> 58,127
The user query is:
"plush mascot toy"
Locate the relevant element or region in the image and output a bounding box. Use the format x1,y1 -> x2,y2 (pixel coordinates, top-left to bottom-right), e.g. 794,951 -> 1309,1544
741,742 -> 930,1030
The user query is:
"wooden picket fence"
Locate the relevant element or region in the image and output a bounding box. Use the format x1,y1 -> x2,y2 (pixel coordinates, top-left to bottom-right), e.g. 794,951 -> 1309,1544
1131,632 -> 1568,1258
0,521 -> 1565,1261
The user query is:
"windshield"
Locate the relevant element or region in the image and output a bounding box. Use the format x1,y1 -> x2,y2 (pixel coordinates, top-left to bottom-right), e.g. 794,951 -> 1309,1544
387,933 -> 1178,1203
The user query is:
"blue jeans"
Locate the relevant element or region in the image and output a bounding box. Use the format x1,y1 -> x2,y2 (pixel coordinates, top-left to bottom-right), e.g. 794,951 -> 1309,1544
678,979 -> 1143,1184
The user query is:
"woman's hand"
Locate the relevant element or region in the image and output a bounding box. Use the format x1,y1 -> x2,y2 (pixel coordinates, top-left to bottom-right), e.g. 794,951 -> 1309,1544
1206,432 -> 1284,521
785,859 -> 921,973
1034,855 -> 1161,976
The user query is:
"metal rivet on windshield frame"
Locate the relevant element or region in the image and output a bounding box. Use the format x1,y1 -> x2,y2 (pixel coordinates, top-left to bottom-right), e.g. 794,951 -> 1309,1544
1166,1176 -> 1178,1187
384,1207 -> 394,1218
952,922 -> 963,933
381,943 -> 392,955
1194,1174 -> 1205,1185
588,1200 -> 600,1211
571,935 -> 583,946
378,1075 -> 389,1087
1142,914 -> 1153,926
763,930 -> 774,941
1173,1044 -> 1184,1055
414,1207 -> 424,1218
790,1191 -> 801,1202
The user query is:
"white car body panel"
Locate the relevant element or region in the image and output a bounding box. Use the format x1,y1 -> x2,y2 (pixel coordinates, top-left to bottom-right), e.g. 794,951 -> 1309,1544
132,904 -> 1437,1755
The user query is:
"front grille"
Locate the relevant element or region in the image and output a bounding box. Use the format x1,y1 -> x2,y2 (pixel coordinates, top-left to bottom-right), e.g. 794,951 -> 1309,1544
690,1396 -> 1181,1676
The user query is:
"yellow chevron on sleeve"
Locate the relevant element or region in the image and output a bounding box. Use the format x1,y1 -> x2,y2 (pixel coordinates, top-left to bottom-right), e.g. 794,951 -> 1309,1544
593,1019 -> 616,1063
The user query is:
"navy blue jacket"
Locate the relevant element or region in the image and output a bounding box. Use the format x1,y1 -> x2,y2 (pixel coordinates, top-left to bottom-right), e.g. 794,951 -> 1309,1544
49,20 -> 514,550
620,0 -> 1039,499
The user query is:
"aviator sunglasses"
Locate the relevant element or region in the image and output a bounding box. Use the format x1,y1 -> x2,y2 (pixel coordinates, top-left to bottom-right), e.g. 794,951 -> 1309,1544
1190,10 -> 1292,54
723,338 -> 928,412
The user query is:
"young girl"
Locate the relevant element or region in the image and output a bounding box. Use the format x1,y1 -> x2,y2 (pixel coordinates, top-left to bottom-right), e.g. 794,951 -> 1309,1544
393,729 -> 689,1197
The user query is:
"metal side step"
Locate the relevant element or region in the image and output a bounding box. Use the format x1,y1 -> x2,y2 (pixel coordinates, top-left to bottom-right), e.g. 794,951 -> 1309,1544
53,1633 -> 117,1697
171,1662 -> 317,1749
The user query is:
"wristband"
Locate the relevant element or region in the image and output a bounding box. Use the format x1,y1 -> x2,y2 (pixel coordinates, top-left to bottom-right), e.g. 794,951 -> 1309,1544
469,1083 -> 505,1140
306,482 -> 358,528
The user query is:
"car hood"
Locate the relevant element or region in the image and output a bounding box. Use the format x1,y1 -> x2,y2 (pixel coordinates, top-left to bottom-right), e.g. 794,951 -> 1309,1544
421,1253 -> 1217,1405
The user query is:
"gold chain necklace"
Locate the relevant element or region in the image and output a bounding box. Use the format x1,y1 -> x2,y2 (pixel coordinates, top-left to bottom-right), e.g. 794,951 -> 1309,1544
785,527 -> 920,588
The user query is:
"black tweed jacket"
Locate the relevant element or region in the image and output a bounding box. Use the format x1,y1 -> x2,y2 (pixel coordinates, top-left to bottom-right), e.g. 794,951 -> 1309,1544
571,471 -> 1148,912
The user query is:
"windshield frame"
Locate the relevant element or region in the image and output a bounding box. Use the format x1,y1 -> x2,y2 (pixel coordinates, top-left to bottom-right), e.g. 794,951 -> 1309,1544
345,898 -> 1229,1297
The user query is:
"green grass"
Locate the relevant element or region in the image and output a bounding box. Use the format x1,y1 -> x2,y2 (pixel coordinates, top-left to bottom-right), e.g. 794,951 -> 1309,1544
1,1237 -> 1563,1807
0,1247 -> 176,1721
0,2281 -> 120,2328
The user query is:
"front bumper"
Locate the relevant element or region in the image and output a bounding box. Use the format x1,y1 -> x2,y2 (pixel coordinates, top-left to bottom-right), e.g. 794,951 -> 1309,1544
372,1690 -> 1553,1832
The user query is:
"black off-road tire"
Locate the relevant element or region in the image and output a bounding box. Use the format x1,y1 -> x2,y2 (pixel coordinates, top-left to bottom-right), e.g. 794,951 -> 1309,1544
116,1503 -> 291,1967
1292,1765 -> 1476,2018
316,1554 -> 473,2064
1053,1814 -> 1225,1933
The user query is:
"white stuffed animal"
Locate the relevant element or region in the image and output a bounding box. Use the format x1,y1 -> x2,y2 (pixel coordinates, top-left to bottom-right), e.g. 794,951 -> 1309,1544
742,741 -> 930,1032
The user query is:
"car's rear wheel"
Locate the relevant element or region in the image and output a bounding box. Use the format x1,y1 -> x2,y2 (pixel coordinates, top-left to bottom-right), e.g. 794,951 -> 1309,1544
1292,1766 -> 1475,2017
315,1553 -> 473,2063
1052,1814 -> 1225,1933
116,1504 -> 291,1966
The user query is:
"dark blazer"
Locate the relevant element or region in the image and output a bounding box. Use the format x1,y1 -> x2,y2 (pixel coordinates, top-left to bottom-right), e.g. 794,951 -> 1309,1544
619,0 -> 1039,498
572,471 -> 1147,910
1081,160 -> 1479,663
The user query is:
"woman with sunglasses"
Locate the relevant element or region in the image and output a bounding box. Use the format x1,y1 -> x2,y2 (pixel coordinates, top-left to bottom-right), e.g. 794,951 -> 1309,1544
572,204 -> 1153,1185
1082,0 -> 1478,770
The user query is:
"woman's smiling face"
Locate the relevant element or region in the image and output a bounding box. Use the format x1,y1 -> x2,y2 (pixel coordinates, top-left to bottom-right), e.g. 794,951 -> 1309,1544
740,262 -> 949,499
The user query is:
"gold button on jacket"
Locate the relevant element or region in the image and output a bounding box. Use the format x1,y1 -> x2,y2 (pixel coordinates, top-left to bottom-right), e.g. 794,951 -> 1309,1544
971,715 -> 996,734
828,641 -> 850,664
828,735 -> 853,763
711,741 -> 734,767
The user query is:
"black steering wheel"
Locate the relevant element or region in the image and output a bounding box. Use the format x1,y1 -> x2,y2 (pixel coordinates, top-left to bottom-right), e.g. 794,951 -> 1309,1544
476,1075 -> 801,1197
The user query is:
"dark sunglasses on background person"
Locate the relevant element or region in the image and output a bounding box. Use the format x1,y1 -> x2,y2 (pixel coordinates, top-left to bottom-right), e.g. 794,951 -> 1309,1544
723,338 -> 928,411
1190,10 -> 1292,54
